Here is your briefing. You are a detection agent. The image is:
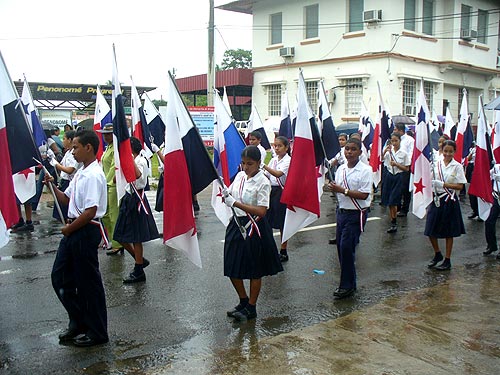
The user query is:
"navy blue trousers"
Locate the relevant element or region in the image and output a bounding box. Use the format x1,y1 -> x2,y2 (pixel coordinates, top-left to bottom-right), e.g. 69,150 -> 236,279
51,223 -> 108,341
336,209 -> 367,290
485,199 -> 500,251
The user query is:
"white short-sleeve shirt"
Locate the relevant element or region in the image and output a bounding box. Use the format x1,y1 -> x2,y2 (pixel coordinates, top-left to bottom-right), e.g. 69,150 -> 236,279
335,160 -> 373,209
384,149 -> 410,175
60,151 -> 82,181
266,153 -> 291,188
401,134 -> 415,159
433,159 -> 467,194
229,170 -> 271,217
126,154 -> 149,193
257,144 -> 267,164
65,160 -> 107,219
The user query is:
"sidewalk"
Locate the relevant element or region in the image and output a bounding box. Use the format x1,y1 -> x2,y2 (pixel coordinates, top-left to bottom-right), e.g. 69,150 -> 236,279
150,260 -> 499,375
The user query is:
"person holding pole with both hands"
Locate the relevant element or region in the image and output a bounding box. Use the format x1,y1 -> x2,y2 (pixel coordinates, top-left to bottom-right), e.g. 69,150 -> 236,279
45,130 -> 109,347
327,138 -> 372,300
222,145 -> 283,321
425,140 -> 466,271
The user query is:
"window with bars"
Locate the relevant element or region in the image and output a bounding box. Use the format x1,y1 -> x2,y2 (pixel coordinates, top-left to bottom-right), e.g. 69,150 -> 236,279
305,4 -> 319,39
477,9 -> 488,44
404,0 -> 416,31
348,0 -> 364,32
270,13 -> 282,45
305,81 -> 318,112
344,79 -> 363,116
267,84 -> 282,116
423,81 -> 434,112
460,4 -> 472,33
402,79 -> 417,116
422,0 -> 434,35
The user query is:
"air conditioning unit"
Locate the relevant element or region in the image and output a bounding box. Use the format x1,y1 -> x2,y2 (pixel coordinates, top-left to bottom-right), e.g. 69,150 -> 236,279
460,29 -> 477,41
279,47 -> 295,58
496,55 -> 500,68
405,105 -> 416,116
363,9 -> 382,23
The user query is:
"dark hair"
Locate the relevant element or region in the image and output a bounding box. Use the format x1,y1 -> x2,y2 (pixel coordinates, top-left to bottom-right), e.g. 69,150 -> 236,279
75,130 -> 99,155
241,145 -> 261,162
51,127 -> 60,135
390,132 -> 402,140
274,136 -> 291,155
395,123 -> 406,132
64,130 -> 76,140
130,137 -> 142,155
64,124 -> 73,131
249,131 -> 262,140
442,139 -> 457,151
338,133 -> 348,139
345,138 -> 362,150
349,132 -> 361,140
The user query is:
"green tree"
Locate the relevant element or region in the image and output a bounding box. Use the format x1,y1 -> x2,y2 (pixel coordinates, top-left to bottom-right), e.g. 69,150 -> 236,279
219,49 -> 252,70
152,99 -> 167,107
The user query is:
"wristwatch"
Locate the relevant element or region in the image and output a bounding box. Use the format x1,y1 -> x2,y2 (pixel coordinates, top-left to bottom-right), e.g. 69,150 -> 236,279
344,188 -> 349,196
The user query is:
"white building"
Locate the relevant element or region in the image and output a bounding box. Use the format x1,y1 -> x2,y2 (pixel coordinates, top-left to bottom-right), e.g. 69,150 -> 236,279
219,0 -> 500,126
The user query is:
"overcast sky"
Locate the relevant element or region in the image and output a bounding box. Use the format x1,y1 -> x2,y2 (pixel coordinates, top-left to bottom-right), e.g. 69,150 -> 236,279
0,0 -> 252,98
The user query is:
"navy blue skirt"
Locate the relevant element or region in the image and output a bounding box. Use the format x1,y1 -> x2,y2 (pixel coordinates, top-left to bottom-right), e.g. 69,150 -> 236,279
424,196 -> 465,238
381,172 -> 402,206
114,191 -> 160,243
266,186 -> 286,230
155,172 -> 164,212
224,216 -> 283,279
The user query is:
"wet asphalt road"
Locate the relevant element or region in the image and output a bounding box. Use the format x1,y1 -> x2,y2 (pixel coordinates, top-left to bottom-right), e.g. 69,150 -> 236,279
0,187 -> 489,374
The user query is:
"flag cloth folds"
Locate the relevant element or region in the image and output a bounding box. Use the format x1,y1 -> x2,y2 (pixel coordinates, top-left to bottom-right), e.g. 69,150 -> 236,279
112,45 -> 136,202
454,89 -> 473,163
21,78 -> 46,148
93,86 -> 112,161
163,73 -> 202,268
359,101 -> 374,156
246,104 -> 271,150
279,89 -> 293,140
0,50 -> 20,246
131,78 -> 146,147
492,110 -> 500,163
142,91 -> 165,147
212,90 -> 246,226
444,107 -> 455,138
469,96 -> 493,221
222,86 -> 233,119
369,82 -> 391,186
411,84 -> 433,219
318,80 -> 340,161
281,70 -> 320,243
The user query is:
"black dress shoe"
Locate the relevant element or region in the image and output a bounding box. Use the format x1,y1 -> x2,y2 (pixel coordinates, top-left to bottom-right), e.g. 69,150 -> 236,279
279,253 -> 289,262
333,287 -> 355,299
73,334 -> 108,347
468,213 -> 478,219
227,303 -> 247,318
328,238 -> 337,245
386,225 -> 397,233
427,252 -> 444,268
232,306 -> 257,321
106,247 -> 124,256
397,211 -> 407,217
483,247 -> 497,255
123,271 -> 146,283
58,328 -> 81,342
435,260 -> 451,271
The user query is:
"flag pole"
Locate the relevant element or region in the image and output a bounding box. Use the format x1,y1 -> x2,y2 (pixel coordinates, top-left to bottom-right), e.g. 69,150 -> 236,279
33,157 -> 65,224
167,71 -> 247,239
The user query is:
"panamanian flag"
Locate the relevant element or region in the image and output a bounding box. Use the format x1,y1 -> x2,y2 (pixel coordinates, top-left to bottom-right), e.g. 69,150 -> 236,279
93,85 -> 112,161
111,44 -> 136,202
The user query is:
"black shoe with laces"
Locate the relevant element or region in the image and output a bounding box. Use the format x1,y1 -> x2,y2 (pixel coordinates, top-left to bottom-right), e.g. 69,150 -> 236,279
233,306 -> 257,321
435,259 -> 451,271
279,253 -> 289,262
11,219 -> 25,230
483,247 -> 497,255
468,213 -> 478,219
387,225 -> 397,233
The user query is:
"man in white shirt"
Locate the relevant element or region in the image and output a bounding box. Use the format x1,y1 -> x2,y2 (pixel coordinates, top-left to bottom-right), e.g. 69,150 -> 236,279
47,130 -> 109,347
394,123 -> 414,216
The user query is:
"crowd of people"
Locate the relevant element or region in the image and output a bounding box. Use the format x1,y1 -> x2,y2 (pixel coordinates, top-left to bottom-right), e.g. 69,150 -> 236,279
8,119 -> 498,346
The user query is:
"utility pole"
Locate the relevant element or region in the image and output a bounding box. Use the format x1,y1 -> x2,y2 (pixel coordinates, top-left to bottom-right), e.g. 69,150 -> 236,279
207,0 -> 215,106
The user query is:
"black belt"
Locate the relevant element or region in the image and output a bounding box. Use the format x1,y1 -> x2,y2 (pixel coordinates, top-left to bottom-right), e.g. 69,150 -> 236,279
66,218 -> 101,224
